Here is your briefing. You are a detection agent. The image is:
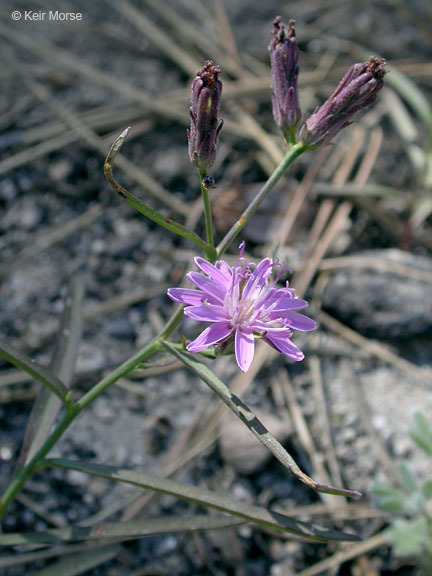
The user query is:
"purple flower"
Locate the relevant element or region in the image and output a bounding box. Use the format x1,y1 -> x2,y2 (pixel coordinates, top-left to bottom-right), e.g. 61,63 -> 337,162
187,60 -> 223,172
269,16 -> 301,142
300,56 -> 387,149
167,244 -> 316,372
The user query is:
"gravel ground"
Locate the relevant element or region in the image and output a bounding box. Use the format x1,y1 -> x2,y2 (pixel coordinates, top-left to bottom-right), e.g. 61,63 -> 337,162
1,0 -> 432,574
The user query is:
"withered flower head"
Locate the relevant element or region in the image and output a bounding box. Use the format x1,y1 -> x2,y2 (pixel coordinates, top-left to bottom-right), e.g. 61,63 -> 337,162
269,16 -> 301,142
300,56 -> 388,149
187,60 -> 223,172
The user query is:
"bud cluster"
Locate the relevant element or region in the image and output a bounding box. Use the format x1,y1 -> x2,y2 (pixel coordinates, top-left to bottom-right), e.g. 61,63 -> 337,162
268,17 -> 387,147
187,19 -> 387,169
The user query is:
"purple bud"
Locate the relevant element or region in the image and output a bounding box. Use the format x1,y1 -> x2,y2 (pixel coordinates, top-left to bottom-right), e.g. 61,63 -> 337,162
300,56 -> 388,149
187,61 -> 223,172
269,16 -> 301,142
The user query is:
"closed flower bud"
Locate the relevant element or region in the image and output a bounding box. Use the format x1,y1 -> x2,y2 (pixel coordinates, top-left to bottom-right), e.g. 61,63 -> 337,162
187,61 -> 223,172
300,56 -> 387,149
269,16 -> 301,143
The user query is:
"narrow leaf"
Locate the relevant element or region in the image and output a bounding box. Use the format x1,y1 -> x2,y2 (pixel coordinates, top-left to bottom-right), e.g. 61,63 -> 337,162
122,188 -> 208,249
104,129 -> 207,250
41,458 -> 360,542
161,342 -> 360,498
0,340 -> 69,403
18,277 -> 84,468
26,547 -> 117,576
0,542 -> 111,569
0,515 -> 245,546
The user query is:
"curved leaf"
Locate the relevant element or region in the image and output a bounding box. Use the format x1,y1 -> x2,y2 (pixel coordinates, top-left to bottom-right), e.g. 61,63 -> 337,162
18,277 -> 84,468
0,515 -> 245,547
161,342 -> 360,498
41,458 -> 360,543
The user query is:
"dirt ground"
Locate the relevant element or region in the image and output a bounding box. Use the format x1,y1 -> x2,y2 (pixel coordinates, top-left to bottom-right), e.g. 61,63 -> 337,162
1,0 -> 432,574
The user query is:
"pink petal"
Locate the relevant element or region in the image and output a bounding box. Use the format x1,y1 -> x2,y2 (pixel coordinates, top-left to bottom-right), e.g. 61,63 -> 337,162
242,258 -> 272,299
265,334 -> 304,361
271,297 -> 309,311
187,322 -> 233,352
265,286 -> 307,308
187,272 -> 226,303
195,257 -> 231,288
167,288 -> 206,305
215,260 -> 232,282
235,328 -> 255,372
269,311 -> 317,331
184,305 -> 229,322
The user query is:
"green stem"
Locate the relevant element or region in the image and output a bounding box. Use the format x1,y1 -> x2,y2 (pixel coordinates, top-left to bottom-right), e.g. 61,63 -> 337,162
0,408 -> 75,518
199,169 -> 215,261
216,141 -> 307,257
0,305 -> 185,521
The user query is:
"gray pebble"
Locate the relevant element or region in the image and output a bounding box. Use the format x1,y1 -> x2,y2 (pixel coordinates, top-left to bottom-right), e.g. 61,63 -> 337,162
322,249 -> 432,340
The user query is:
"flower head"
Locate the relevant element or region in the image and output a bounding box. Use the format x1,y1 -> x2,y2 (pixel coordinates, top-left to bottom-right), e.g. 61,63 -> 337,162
269,16 -> 301,142
187,60 -> 223,172
300,56 -> 387,149
167,244 -> 316,372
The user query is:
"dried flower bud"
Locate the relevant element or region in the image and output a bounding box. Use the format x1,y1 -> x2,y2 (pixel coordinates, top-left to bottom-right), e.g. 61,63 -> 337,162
300,56 -> 388,149
187,60 -> 223,172
269,16 -> 301,142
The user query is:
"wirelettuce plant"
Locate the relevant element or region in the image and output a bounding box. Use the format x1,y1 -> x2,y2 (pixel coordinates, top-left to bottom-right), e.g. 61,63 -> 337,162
0,15 -> 387,548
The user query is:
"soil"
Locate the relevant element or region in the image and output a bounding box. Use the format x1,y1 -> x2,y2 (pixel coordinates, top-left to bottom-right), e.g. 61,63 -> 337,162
1,0 -> 432,574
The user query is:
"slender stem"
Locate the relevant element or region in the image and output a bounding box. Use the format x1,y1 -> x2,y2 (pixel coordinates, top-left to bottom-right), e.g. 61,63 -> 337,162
0,305 -> 185,521
216,141 -> 307,257
199,169 -> 215,261
0,407 -> 76,518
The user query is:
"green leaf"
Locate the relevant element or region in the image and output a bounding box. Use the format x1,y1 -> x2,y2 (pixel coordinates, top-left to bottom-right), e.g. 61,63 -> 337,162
0,543 -> 111,570
17,277 -> 84,468
0,339 -> 69,403
41,458 -> 360,543
409,412 -> 432,455
421,479 -> 432,500
0,515 -> 245,546
26,548 -> 118,576
161,341 -> 361,499
399,463 -> 418,493
122,187 -> 208,250
402,491 -> 424,516
370,482 -> 406,513
103,128 -> 207,251
386,517 -> 429,558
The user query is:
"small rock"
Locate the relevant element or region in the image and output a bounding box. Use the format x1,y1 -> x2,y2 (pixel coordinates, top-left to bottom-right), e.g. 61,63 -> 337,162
94,397 -> 115,422
19,204 -> 42,229
219,409 -> 292,475
49,159 -> 73,181
0,179 -> 18,201
322,249 -> 432,340
106,316 -> 135,339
